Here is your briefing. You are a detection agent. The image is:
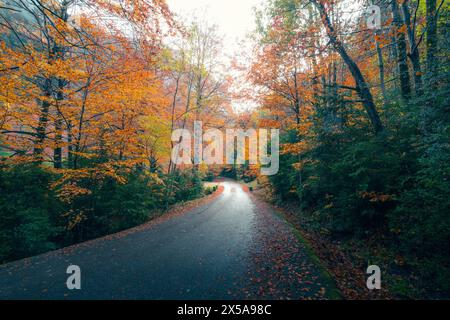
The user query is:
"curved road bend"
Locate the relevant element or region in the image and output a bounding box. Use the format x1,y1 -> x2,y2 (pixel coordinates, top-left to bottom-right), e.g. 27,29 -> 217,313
0,181 -> 337,299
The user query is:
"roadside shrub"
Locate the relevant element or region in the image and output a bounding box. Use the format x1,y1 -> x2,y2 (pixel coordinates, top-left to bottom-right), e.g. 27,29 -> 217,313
204,185 -> 218,195
170,170 -> 204,203
204,171 -> 215,182
0,164 -> 62,263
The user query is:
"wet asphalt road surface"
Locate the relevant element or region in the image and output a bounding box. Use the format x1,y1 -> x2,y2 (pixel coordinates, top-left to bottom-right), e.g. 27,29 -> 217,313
0,181 -> 336,299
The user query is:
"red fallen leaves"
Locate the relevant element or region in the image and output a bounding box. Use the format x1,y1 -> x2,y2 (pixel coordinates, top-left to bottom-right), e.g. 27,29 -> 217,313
241,193 -> 330,300
269,202 -> 392,300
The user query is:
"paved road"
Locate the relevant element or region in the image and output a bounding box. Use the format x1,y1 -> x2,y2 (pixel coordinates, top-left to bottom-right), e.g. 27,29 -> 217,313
0,181 -> 336,299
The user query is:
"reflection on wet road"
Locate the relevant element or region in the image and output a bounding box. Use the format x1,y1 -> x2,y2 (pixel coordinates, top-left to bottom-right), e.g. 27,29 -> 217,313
0,181 -> 335,299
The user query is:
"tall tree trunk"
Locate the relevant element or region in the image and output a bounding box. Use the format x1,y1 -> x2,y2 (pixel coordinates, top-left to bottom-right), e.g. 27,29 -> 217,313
423,0 -> 440,131
390,35 -> 399,92
425,0 -> 443,111
167,75 -> 181,175
54,119 -> 62,168
426,0 -> 438,77
293,69 -> 303,204
74,79 -> 90,170
331,62 -> 340,127
375,32 -> 388,106
312,0 -> 383,134
392,0 -> 412,101
34,78 -> 52,159
53,4 -> 68,169
402,0 -> 424,96
54,78 -> 65,169
67,121 -> 73,168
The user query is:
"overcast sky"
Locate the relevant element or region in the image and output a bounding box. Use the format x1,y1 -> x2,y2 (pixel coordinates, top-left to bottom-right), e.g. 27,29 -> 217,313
165,0 -> 266,112
166,0 -> 265,55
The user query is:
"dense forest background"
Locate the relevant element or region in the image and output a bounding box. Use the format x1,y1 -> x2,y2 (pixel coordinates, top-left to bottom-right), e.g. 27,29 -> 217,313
0,0 -> 449,299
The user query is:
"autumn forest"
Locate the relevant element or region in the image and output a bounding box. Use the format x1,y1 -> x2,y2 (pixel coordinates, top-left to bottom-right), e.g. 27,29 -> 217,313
0,0 -> 449,300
